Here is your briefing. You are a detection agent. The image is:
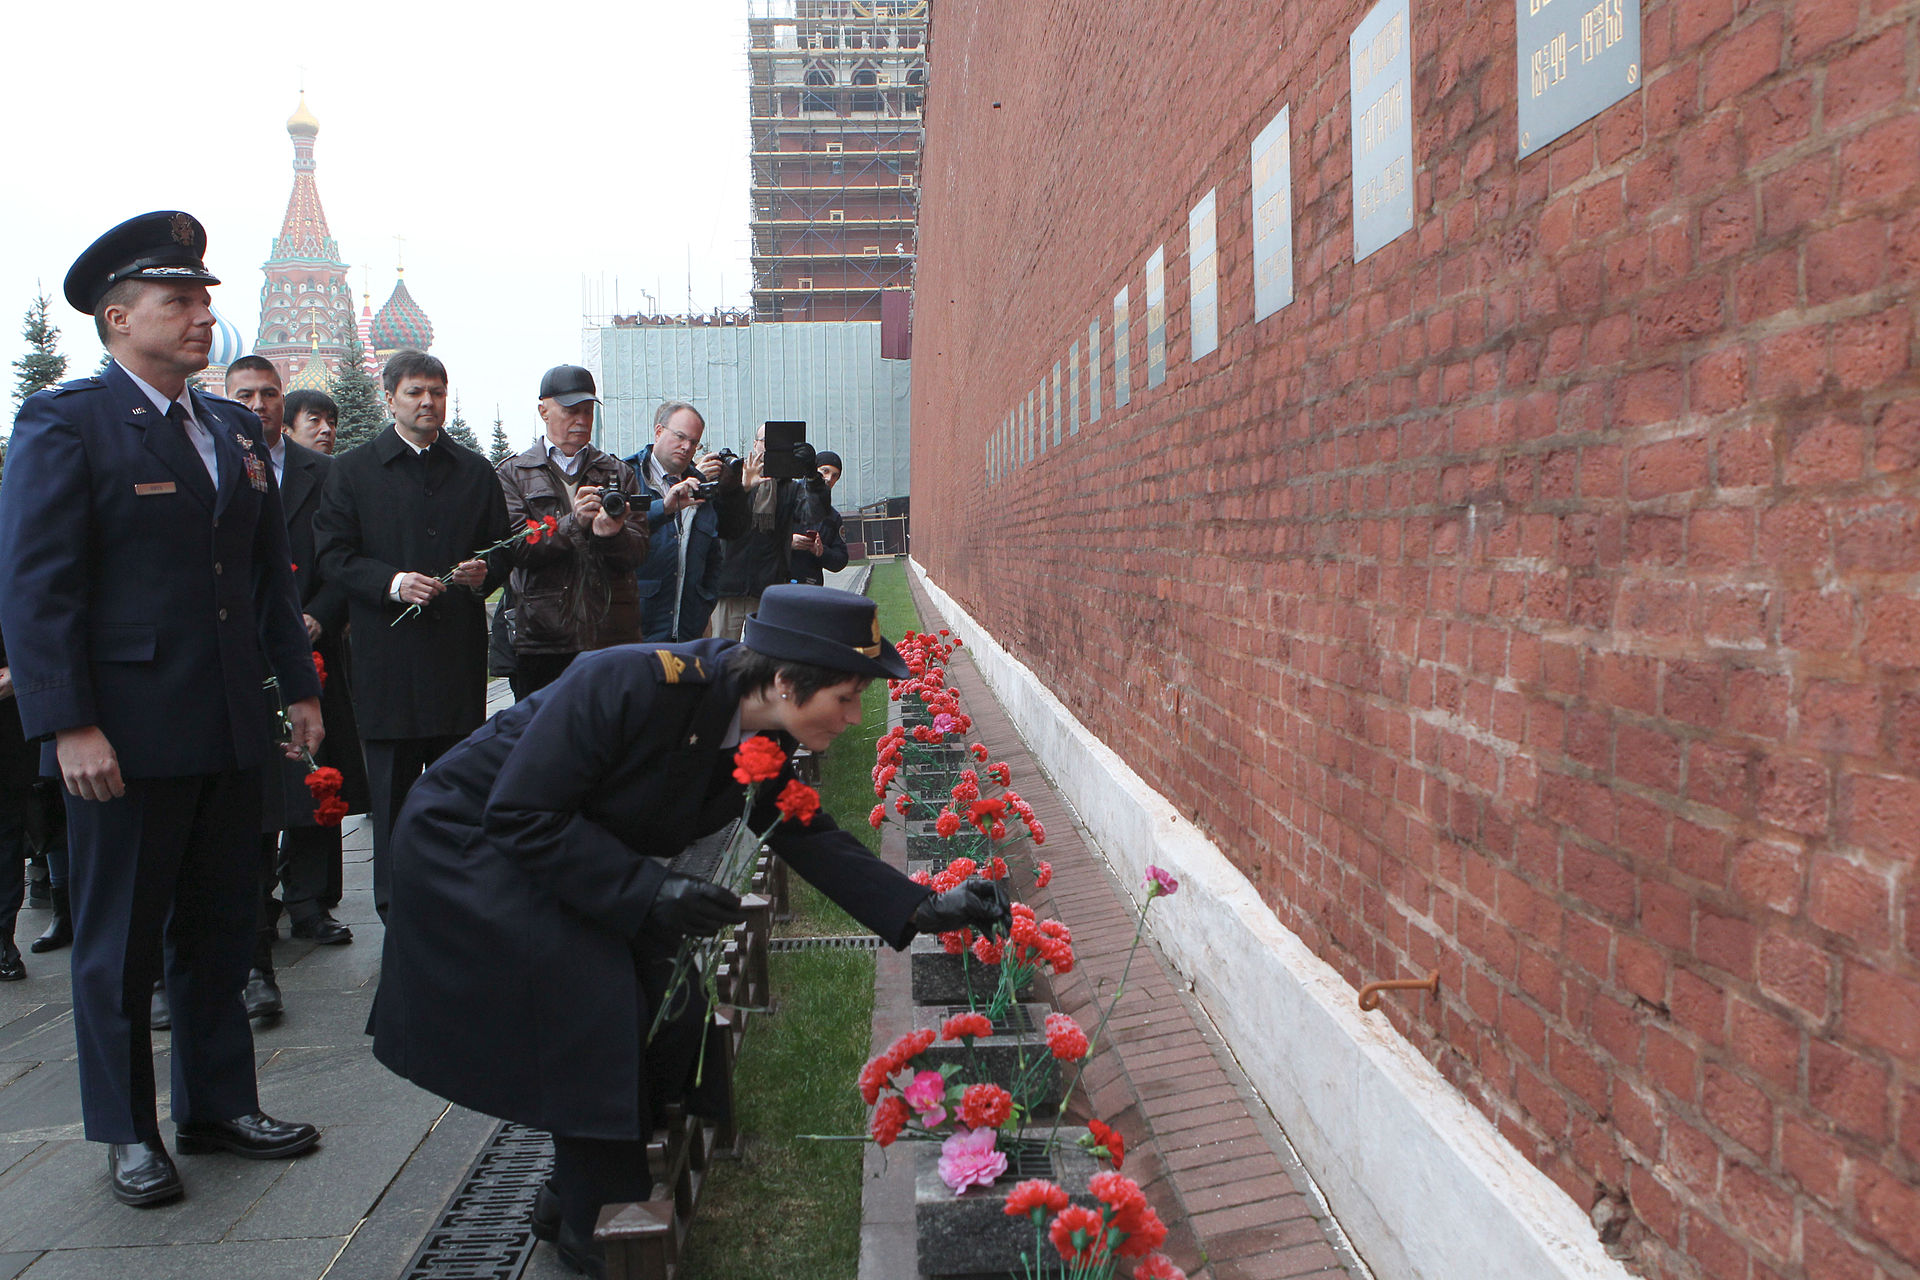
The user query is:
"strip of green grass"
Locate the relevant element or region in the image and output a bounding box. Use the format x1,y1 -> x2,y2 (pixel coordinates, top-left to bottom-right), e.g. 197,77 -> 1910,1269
679,563 -> 924,1279
781,561 -> 923,936
679,950 -> 876,1280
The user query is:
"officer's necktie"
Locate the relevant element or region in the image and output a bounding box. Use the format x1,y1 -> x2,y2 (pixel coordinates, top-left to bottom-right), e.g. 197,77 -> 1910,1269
168,401 -> 217,486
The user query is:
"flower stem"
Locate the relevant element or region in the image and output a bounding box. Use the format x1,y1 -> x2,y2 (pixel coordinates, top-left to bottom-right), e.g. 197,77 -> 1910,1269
1044,895 -> 1152,1154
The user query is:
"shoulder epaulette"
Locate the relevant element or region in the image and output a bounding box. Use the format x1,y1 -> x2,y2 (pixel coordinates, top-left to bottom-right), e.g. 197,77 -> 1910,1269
653,650 -> 712,685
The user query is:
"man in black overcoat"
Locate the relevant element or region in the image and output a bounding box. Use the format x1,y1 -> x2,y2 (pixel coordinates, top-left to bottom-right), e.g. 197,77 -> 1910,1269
313,349 -> 508,920
0,212 -> 325,1208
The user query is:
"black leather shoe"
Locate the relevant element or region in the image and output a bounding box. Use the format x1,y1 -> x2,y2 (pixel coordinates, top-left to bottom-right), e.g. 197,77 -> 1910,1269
150,984 -> 170,1031
243,969 -> 284,1020
530,1180 -> 561,1242
174,1112 -> 319,1158
0,942 -> 23,982
289,914 -> 352,945
109,1138 -> 183,1206
554,1219 -> 607,1279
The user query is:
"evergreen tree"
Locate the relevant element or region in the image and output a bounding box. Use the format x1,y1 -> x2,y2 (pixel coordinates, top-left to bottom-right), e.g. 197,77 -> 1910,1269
329,328 -> 386,453
446,393 -> 479,452
13,291 -> 68,411
489,406 -> 512,465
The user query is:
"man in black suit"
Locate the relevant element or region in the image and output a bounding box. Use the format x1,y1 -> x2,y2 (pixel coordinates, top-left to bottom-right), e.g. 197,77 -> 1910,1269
0,212 -> 325,1208
314,349 -> 508,921
226,361 -> 360,995
272,388 -> 364,943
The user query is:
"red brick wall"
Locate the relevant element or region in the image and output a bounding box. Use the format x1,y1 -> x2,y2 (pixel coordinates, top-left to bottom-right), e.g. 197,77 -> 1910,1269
907,3 -> 1920,1278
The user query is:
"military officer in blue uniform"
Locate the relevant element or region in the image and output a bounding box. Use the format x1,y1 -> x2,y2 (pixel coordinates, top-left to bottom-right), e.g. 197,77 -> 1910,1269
0,212 -> 326,1208
372,585 -> 1010,1277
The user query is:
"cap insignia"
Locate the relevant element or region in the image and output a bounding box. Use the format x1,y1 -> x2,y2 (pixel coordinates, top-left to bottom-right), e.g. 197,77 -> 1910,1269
170,213 -> 196,246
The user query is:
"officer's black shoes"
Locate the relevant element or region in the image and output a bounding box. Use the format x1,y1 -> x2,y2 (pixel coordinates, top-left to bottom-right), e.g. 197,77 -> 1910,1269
0,941 -> 23,982
149,983 -> 170,1030
243,969 -> 284,1020
109,1138 -> 183,1207
174,1112 -> 319,1158
554,1219 -> 607,1279
31,886 -> 71,952
289,913 -> 353,945
530,1180 -> 561,1242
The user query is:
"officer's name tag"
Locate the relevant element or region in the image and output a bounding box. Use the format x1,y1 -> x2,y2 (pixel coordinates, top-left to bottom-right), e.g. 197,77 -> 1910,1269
134,482 -> 177,496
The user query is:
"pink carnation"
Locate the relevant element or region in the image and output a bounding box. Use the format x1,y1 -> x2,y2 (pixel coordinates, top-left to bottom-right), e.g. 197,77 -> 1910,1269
937,1126 -> 1007,1195
903,1069 -> 949,1126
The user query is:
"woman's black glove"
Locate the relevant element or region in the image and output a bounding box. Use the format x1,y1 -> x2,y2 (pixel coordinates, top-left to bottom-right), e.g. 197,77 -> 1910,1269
644,874 -> 750,938
913,879 -> 1012,938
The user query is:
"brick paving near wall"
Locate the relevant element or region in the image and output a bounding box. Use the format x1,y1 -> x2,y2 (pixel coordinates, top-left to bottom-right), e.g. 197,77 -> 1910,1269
876,572 -> 1371,1280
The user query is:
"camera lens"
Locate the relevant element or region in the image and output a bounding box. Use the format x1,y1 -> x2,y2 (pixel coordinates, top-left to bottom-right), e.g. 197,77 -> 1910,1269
601,489 -> 628,518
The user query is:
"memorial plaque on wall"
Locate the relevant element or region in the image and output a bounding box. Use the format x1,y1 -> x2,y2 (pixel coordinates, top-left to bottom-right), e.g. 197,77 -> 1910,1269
1114,287 -> 1132,407
1146,248 -> 1167,388
1517,0 -> 1640,158
1088,318 -> 1102,422
1250,105 -> 1295,321
1069,340 -> 1081,433
1350,0 -> 1413,261
1052,361 -> 1063,445
1189,190 -> 1219,359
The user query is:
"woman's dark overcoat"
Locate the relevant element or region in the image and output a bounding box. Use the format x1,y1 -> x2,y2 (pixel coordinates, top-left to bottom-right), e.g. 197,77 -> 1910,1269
370,637 -> 929,1141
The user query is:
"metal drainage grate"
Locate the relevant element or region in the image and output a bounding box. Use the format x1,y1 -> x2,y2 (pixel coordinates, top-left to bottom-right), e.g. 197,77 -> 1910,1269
769,934 -> 882,952
1003,1137 -> 1060,1179
943,1003 -> 1039,1034
401,1121 -> 551,1280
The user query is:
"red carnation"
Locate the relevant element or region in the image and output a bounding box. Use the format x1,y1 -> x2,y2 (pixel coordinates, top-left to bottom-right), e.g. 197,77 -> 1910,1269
859,1055 -> 893,1105
939,928 -> 972,955
970,742 -> 989,761
987,762 -> 1011,786
1003,1179 -> 1069,1221
934,810 -> 962,839
310,650 -> 326,690
940,1012 -> 993,1041
1133,1256 -> 1187,1280
869,803 -> 886,829
1035,861 -> 1053,888
869,1095 -> 911,1147
1045,1012 -> 1090,1061
1086,1118 -> 1125,1168
775,778 -> 821,825
732,735 -> 786,784
971,934 -> 1004,965
884,1028 -> 936,1072
958,1082 -> 1013,1130
1049,1204 -> 1106,1265
304,767 -> 344,799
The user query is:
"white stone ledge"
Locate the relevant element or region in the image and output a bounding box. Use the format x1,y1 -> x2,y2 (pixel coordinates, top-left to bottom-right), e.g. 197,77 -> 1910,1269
909,559 -> 1629,1280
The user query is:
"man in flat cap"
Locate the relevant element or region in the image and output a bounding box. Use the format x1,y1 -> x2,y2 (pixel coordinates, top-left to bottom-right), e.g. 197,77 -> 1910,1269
0,211 -> 326,1208
493,365 -> 648,699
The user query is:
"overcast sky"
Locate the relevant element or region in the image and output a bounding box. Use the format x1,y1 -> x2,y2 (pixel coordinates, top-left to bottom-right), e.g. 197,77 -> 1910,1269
1,0 -> 751,445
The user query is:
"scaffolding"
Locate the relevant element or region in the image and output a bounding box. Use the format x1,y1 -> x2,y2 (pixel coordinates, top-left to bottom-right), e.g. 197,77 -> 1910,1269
746,0 -> 928,322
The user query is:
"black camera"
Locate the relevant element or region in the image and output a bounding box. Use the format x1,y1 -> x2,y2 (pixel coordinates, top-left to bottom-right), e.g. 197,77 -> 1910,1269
598,487 -> 641,518
691,448 -> 742,500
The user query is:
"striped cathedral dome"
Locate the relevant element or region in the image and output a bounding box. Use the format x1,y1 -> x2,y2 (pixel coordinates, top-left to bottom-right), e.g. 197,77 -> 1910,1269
370,271 -> 434,352
207,307 -> 248,368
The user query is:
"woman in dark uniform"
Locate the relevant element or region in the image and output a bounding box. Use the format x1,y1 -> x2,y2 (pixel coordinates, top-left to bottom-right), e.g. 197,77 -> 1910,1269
371,585 -> 1007,1276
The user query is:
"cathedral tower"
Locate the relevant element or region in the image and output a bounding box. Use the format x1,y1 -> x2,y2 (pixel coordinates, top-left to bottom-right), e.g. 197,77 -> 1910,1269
255,95 -> 355,385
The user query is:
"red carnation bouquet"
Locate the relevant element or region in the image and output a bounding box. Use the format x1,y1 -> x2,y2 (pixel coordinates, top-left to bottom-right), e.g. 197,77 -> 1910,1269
391,515 -> 560,625
263,674 -> 347,826
649,733 -> 823,1084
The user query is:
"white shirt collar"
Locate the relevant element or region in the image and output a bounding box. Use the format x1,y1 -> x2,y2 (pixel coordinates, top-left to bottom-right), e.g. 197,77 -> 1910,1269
120,364 -> 194,424
548,443 -> 589,476
394,426 -> 434,455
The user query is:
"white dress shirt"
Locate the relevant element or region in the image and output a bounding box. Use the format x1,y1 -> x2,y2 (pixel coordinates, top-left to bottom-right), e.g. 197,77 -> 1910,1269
268,436 -> 288,487
122,365 -> 218,486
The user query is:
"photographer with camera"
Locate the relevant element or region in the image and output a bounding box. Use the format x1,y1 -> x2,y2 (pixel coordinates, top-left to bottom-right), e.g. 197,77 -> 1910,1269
788,449 -> 849,586
495,366 -> 649,698
711,423 -> 813,641
623,401 -> 751,643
